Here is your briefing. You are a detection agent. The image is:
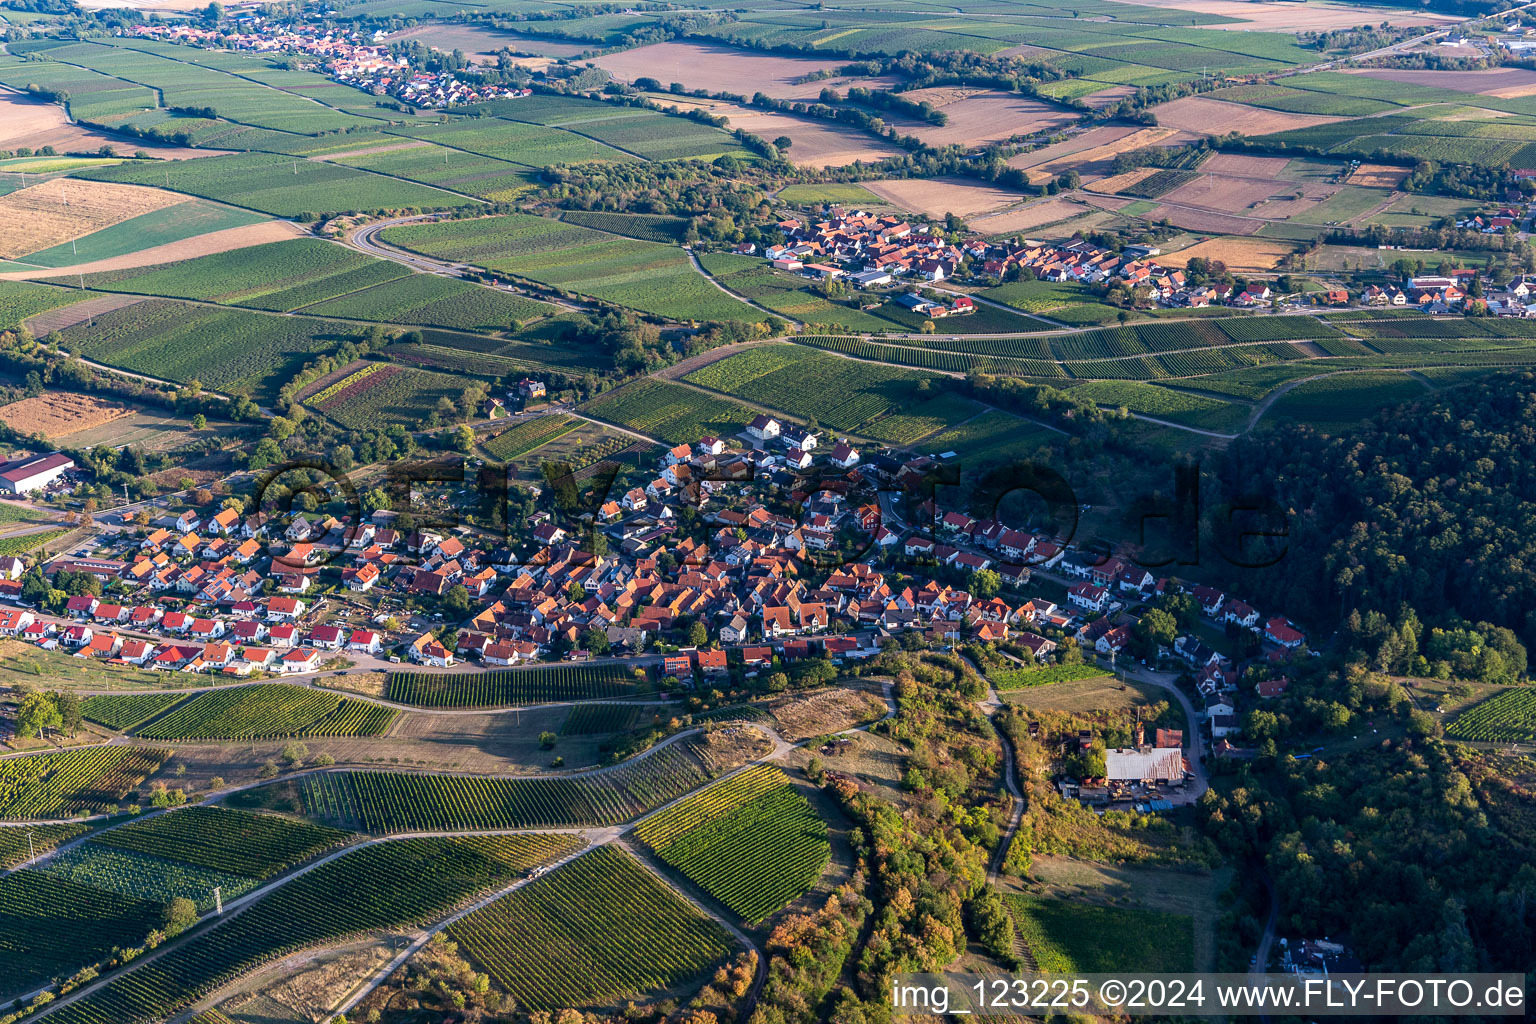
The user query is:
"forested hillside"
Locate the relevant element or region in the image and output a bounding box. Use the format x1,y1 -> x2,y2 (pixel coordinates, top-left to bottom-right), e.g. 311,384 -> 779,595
1215,372 -> 1536,664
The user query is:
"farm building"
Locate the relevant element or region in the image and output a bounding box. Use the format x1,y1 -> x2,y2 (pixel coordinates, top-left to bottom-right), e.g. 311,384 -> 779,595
1105,747 -> 1185,783
0,452 -> 74,495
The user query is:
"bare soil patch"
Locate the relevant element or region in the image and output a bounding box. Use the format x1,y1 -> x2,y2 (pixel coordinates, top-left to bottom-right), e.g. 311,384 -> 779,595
1159,235 -> 1299,271
863,176 -> 1021,218
1146,205 -> 1261,235
1108,0 -> 1459,31
1162,173 -> 1285,213
971,197 -> 1095,235
1347,163 -> 1409,188
314,672 -> 388,699
901,90 -> 1077,148
0,220 -> 303,280
25,293 -> 144,335
768,686 -> 887,742
1199,153 -> 1290,178
0,88 -> 218,158
1151,96 -> 1342,138
699,100 -> 902,167
1009,125 -> 1142,172
0,177 -> 187,259
319,140 -> 431,162
1352,67 -> 1536,97
1012,126 -> 1178,183
694,725 -> 774,772
219,941 -> 392,1024
594,42 -> 876,100
0,392 -> 136,438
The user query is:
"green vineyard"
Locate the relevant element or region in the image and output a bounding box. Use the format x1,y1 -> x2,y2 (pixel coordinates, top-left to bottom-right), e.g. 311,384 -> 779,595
0,870 -> 165,999
0,746 -> 169,819
483,414 -> 580,460
91,806 -> 354,879
136,683 -> 398,741
634,765 -> 829,922
80,693 -> 188,731
296,740 -> 715,833
1446,688 -> 1536,743
386,663 -> 641,707
0,823 -> 88,868
449,845 -> 736,1010
43,835 -> 583,1024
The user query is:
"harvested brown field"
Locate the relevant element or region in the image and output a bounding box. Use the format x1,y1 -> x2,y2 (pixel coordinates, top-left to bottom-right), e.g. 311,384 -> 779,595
1083,85 -> 1138,109
1162,173 -> 1286,213
1151,96 -> 1342,138
24,293 -> 144,335
971,197 -> 1094,235
1109,0 -> 1459,31
0,178 -> 187,259
863,176 -> 1020,218
700,101 -> 902,167
1347,163 -> 1409,188
54,410 -> 204,452
1159,236 -> 1299,272
593,42 -> 886,100
1091,166 -> 1163,195
1199,153 -> 1290,178
768,687 -> 887,742
385,23 -> 593,60
1012,126 -> 1179,183
1144,205 -> 1262,235
1352,67 -> 1536,97
1008,125 -> 1142,172
0,392 -> 136,439
0,88 -> 217,158
0,220 -> 303,280
319,140 -> 431,162
899,89 -> 1077,148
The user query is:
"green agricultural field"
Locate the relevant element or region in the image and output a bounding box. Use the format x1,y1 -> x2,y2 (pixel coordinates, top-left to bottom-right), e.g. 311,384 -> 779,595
299,272 -> 555,330
0,746 -> 167,819
0,870 -> 164,1000
42,835 -> 582,1024
18,201 -> 270,267
697,252 -> 899,332
583,378 -> 757,443
483,414 -> 581,460
1296,185 -> 1391,225
561,703 -> 642,735
81,692 -> 188,731
41,843 -> 258,911
390,117 -> 633,168
1006,894 -> 1194,972
0,280 -> 91,332
135,683 -> 397,741
1070,380 -> 1249,433
1446,688 -> 1536,743
289,740 -> 715,832
79,153 -> 480,218
91,806 -> 354,879
305,362 -> 468,430
381,213 -> 758,322
562,210 -> 690,242
329,142 -> 538,202
923,408 -> 1059,463
635,765 -> 829,922
777,183 -> 886,206
686,343 -> 969,438
449,845 -> 736,1011
386,663 -> 641,707
992,663 -> 1113,690
60,300 -> 361,403
1267,370 -> 1428,432
0,823 -> 87,868
63,238 -> 411,311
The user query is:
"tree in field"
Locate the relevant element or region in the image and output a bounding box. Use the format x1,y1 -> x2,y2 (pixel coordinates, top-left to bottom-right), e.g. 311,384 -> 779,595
773,136 -> 793,151
55,691 -> 82,737
538,731 -> 558,750
164,897 -> 198,935
14,692 -> 61,738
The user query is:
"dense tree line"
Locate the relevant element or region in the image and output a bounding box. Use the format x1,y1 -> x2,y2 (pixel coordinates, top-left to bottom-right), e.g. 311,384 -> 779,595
1212,371 -> 1536,655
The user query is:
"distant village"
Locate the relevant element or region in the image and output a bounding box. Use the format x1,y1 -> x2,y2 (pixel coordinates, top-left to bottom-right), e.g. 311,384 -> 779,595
125,20 -> 531,108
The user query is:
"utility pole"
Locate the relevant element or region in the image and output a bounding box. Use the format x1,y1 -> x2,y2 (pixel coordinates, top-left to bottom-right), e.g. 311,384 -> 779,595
25,829 -> 35,862
213,886 -> 223,914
